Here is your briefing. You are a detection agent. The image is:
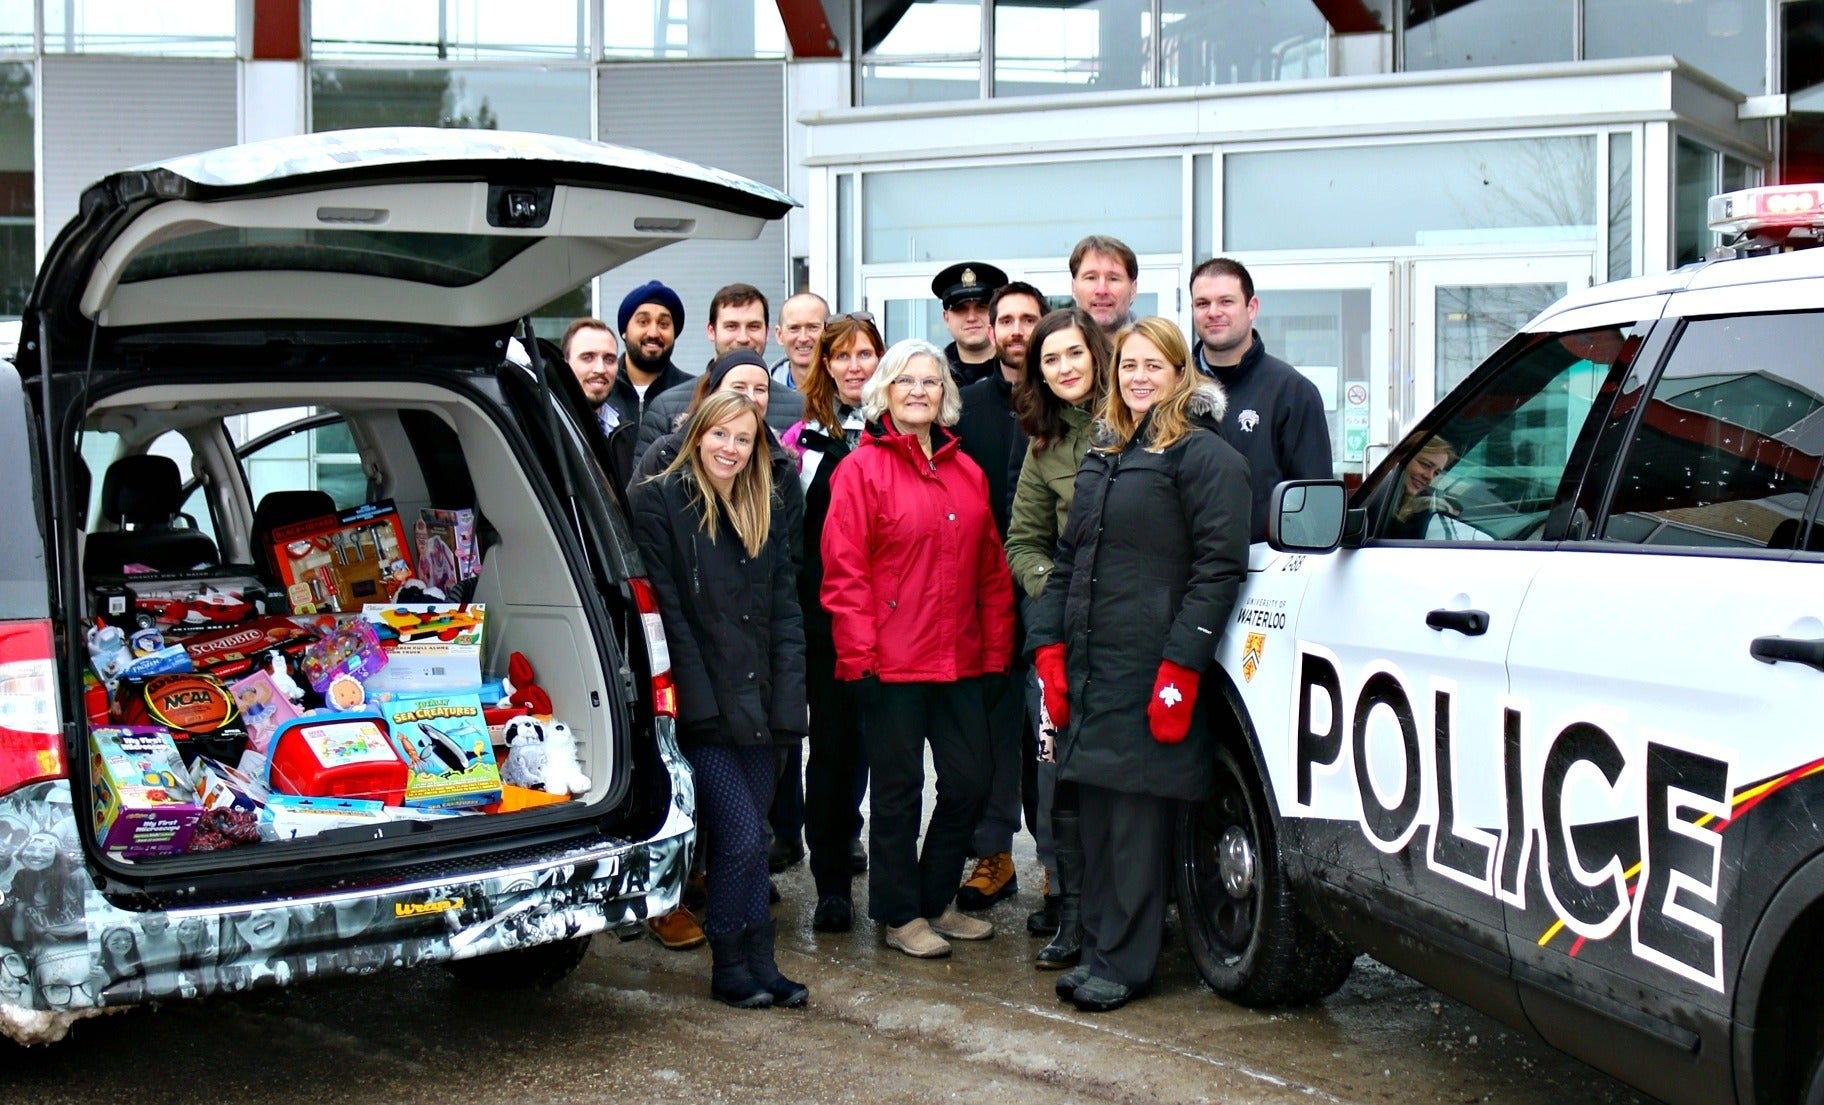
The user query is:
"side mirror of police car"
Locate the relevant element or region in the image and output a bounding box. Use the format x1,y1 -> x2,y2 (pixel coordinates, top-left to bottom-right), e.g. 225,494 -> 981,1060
1267,480 -> 1350,552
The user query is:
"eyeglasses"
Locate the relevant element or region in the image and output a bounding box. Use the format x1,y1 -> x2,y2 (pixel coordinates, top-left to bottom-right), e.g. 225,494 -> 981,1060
39,979 -> 93,1005
891,375 -> 945,393
825,311 -> 876,325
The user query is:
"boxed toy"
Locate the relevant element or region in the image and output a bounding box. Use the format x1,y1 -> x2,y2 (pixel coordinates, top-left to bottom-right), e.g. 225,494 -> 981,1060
380,693 -> 501,810
299,618 -> 388,694
268,500 -> 414,614
262,794 -> 390,840
227,669 -> 303,754
267,713 -> 409,805
414,508 -> 480,594
182,617 -> 318,678
189,756 -> 271,813
90,727 -> 204,858
89,569 -> 274,633
361,604 -> 484,694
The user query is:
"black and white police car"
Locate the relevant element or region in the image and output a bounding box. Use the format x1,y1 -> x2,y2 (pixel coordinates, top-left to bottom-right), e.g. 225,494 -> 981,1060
1180,184 -> 1824,1105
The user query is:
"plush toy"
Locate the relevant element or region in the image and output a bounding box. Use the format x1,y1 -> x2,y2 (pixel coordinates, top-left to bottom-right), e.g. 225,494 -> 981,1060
266,651 -> 306,706
86,621 -> 131,689
500,652 -> 553,715
498,716 -> 590,795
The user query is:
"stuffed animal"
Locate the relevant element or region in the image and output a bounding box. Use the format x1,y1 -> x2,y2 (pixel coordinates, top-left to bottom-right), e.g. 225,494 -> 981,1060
500,652 -> 553,715
86,622 -> 132,689
266,651 -> 306,706
498,716 -> 589,795
498,716 -> 548,789
542,721 -> 590,796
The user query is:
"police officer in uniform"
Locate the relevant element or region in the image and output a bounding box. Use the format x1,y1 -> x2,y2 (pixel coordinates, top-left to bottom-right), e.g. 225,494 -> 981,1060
933,261 -> 1009,388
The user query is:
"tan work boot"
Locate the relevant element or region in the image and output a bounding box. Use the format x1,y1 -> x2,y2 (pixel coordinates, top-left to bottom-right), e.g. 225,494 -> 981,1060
929,904 -> 994,941
647,906 -> 706,950
884,917 -> 952,958
955,851 -> 1018,910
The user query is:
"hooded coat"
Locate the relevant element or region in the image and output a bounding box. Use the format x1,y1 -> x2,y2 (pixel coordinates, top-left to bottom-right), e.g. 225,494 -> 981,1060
820,416 -> 1016,684
1026,382 -> 1251,801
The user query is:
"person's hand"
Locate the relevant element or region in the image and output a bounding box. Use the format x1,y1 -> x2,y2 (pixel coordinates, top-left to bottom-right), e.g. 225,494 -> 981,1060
1033,644 -> 1070,730
1146,660 -> 1201,745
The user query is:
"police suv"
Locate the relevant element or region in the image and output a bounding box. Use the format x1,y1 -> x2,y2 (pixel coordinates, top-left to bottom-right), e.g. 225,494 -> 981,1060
1181,185 -> 1824,1105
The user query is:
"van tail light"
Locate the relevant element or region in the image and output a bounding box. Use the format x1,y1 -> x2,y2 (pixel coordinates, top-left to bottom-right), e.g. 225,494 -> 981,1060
627,578 -> 676,718
0,620 -> 66,796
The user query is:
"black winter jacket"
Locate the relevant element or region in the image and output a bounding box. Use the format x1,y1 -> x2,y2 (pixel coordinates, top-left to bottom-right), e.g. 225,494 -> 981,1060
781,412 -> 862,650
629,470 -> 808,746
633,380 -> 805,472
605,355 -> 692,430
1027,382 -> 1252,800
630,424 -> 807,572
954,371 -> 1027,538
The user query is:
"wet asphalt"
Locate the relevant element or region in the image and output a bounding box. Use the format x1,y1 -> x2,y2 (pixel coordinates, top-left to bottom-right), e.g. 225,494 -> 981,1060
0,833 -> 1650,1105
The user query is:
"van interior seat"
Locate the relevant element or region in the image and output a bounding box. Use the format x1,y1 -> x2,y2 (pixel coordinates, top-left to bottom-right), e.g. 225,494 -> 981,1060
83,454 -> 220,575
250,489 -> 338,582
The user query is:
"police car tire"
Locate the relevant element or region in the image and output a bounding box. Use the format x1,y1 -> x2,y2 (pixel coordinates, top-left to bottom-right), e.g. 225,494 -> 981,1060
444,935 -> 593,990
1175,744 -> 1355,1008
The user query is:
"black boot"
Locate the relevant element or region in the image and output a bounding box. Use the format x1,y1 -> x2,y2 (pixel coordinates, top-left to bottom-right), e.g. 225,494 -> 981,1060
1035,807 -> 1082,969
744,919 -> 808,1008
709,929 -> 773,1009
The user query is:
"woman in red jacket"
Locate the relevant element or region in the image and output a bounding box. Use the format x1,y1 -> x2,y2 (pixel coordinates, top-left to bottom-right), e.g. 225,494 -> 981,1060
821,338 -> 1017,959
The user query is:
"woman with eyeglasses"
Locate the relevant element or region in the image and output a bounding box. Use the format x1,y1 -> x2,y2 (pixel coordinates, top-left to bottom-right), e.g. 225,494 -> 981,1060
779,313 -> 884,935
820,338 -> 1016,960
1028,317 -> 1250,1012
1003,308 -> 1112,969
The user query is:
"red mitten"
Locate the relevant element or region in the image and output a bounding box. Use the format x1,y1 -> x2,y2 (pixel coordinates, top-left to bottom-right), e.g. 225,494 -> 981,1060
1033,643 -> 1071,731
1146,660 -> 1201,745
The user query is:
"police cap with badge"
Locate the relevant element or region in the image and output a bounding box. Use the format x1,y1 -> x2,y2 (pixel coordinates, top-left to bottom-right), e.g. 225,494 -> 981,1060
932,261 -> 1009,310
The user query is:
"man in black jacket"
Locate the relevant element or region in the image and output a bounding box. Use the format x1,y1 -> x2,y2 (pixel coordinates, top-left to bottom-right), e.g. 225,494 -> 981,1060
1188,257 -> 1333,540
933,261 -> 1007,388
606,280 -> 693,429
953,281 -> 1042,912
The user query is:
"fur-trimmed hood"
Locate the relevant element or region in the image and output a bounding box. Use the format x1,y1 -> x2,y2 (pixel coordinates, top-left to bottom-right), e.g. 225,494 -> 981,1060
1093,378 -> 1229,447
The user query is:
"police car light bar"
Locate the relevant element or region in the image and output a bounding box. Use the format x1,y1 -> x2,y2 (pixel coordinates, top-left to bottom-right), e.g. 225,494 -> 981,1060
1708,184 -> 1824,236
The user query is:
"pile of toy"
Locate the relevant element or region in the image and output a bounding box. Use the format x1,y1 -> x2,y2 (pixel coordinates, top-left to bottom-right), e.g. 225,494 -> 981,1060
81,500 -> 589,861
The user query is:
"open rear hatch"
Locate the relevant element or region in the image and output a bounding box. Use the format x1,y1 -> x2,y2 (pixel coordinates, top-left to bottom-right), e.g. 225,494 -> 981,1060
16,128 -> 792,898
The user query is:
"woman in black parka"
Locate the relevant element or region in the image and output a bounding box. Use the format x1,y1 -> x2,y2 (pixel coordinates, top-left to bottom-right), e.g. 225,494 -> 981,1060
1028,316 -> 1251,1013
631,391 -> 809,1010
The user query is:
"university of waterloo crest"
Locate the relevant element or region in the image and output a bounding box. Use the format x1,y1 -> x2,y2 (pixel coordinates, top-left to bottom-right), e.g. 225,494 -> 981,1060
1241,632 -> 1266,682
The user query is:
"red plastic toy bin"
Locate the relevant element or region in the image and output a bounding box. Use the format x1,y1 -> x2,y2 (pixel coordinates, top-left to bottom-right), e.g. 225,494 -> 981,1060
267,713 -> 408,806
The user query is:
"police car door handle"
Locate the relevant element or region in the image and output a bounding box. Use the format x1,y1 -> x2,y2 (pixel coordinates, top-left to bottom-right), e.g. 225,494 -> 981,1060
1749,635 -> 1824,671
1426,608 -> 1489,636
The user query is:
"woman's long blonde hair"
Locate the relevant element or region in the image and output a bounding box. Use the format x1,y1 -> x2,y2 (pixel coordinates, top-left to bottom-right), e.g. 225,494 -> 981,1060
1097,317 -> 1201,453
664,391 -> 772,558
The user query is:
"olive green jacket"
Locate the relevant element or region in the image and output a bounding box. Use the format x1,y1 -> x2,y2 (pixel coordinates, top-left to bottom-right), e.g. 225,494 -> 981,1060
1005,405 -> 1095,600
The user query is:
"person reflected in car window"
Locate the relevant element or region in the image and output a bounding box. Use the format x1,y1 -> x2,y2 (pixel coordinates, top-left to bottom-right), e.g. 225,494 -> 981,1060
1387,437 -> 1460,539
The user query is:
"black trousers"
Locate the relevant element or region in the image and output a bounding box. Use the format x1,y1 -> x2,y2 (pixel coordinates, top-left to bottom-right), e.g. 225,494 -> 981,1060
769,742 -> 803,845
859,678 -> 992,926
804,638 -> 865,897
1078,783 -> 1174,989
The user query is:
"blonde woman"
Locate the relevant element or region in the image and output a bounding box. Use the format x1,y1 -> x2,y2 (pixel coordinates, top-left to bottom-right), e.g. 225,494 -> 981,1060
630,391 -> 809,1009
1027,317 -> 1251,1011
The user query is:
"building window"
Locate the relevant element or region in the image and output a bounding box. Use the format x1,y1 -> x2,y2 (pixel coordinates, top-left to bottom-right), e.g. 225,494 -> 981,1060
602,0 -> 786,59
1608,131 -> 1633,281
1674,136 -> 1759,266
1157,0 -> 1327,88
1403,0 -> 1573,71
859,0 -> 982,105
863,157 -> 1180,262
992,0 -> 1151,98
0,0 -> 31,53
1224,136 -> 1597,252
0,61 -> 28,319
311,0 -> 587,61
1586,0 -> 1767,96
44,0 -> 237,56
311,66 -> 590,136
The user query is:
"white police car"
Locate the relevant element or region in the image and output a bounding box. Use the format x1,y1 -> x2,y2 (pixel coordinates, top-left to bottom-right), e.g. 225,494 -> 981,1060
1180,184 -> 1824,1105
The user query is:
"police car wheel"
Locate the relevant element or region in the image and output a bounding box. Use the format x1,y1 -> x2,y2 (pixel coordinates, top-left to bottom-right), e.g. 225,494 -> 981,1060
1175,744 -> 1355,1007
444,935 -> 592,990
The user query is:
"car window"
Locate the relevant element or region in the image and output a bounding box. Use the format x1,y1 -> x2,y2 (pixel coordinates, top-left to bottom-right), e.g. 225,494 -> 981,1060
1600,311 -> 1824,551
238,415 -> 367,510
1369,324 -> 1644,543
82,429 -> 220,545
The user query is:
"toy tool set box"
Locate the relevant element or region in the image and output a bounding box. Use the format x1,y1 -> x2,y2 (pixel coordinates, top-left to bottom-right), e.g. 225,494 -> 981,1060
89,727 -> 204,858
268,499 -> 414,614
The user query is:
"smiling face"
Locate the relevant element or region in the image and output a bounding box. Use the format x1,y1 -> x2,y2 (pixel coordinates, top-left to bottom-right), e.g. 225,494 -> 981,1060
1117,332 -> 1179,416
1403,445 -> 1453,499
717,364 -> 771,420
1072,250 -> 1137,334
17,833 -> 57,871
1039,325 -> 1097,406
234,909 -> 293,954
565,325 -> 619,407
696,410 -> 759,495
774,295 -> 825,374
1190,272 -> 1258,360
887,354 -> 946,433
943,298 -> 993,358
623,303 -> 677,369
993,293 -> 1044,374
710,299 -> 768,358
828,336 -> 879,407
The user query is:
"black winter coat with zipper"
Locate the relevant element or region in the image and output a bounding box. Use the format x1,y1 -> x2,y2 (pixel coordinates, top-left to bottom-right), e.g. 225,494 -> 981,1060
1027,382 -> 1251,800
630,469 -> 808,747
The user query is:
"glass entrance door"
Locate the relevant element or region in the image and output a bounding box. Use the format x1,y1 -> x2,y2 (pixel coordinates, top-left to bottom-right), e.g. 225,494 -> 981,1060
1241,262 -> 1395,480
1410,256 -> 1594,413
